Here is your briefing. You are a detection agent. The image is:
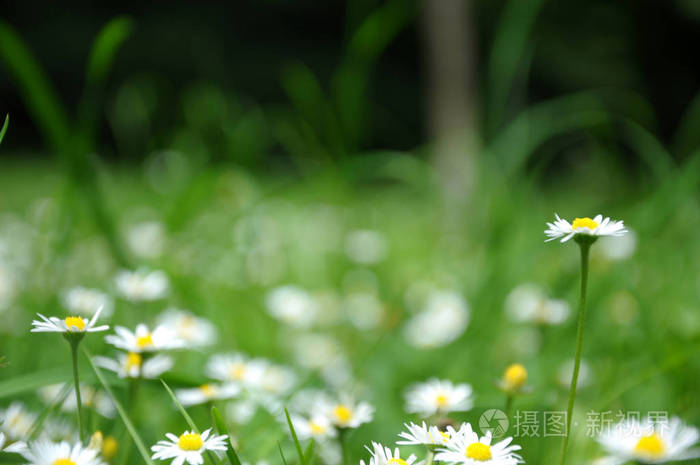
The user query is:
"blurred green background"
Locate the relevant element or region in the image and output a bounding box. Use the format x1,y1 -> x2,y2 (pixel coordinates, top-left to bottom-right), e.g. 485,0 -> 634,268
0,1 -> 699,465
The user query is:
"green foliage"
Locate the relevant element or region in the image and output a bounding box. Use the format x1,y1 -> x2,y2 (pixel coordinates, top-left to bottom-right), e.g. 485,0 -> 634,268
0,114 -> 8,146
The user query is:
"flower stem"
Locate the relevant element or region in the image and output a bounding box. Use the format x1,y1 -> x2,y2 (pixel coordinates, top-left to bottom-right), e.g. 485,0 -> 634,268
504,394 -> 514,419
69,341 -> 85,443
426,449 -> 434,465
338,428 -> 349,465
557,241 -> 591,465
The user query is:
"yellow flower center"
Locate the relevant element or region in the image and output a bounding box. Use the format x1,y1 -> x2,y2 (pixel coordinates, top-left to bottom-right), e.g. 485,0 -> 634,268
52,459 -> 77,465
634,434 -> 665,458
64,316 -> 85,331
504,363 -> 527,391
136,333 -> 153,348
440,431 -> 450,442
230,363 -> 246,380
310,421 -> 326,435
572,217 -> 598,230
125,352 -> 142,370
388,459 -> 409,465
334,405 -> 352,423
435,394 -> 448,407
466,443 -> 492,461
178,433 -> 203,451
199,384 -> 217,397
102,436 -> 119,460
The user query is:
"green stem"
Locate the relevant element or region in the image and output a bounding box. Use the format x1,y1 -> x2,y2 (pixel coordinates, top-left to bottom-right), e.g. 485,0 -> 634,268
557,242 -> 591,465
426,449 -> 434,465
504,394 -> 514,419
119,376 -> 141,465
70,341 -> 85,443
338,428 -> 348,465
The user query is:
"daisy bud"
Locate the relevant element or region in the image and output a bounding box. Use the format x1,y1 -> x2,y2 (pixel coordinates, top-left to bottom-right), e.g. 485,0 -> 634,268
102,436 -> 119,461
501,363 -> 527,394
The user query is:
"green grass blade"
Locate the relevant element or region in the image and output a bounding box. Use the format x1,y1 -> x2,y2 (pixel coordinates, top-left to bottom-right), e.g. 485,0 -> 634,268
278,443 -> 289,465
0,114 -> 8,145
160,379 -> 220,465
303,439 -> 315,465
83,347 -> 155,465
28,382 -> 72,440
284,408 -> 305,465
86,16 -> 133,85
0,21 -> 70,152
0,367 -> 80,398
211,406 -> 243,465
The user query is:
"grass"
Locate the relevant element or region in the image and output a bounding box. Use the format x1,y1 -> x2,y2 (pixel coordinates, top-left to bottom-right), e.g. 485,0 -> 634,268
0,152 -> 698,465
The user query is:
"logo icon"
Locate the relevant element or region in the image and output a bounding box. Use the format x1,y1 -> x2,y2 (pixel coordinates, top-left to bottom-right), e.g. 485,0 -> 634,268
479,409 -> 509,438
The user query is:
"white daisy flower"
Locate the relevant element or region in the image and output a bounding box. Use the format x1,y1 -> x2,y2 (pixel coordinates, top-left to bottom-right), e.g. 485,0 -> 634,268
597,416 -> 700,464
265,285 -> 318,328
0,402 -> 37,441
290,414 -> 337,441
21,439 -> 105,465
175,383 -> 240,407
31,307 -> 109,334
151,428 -> 228,465
435,423 -> 522,465
36,418 -> 76,443
126,221 -> 166,259
404,378 -> 474,418
205,353 -> 268,386
403,291 -> 469,349
360,441 -> 420,465
105,324 -> 184,353
156,308 -> 217,347
115,269 -> 169,302
37,384 -> 115,418
545,214 -> 627,243
319,395 -> 374,429
94,352 -> 173,379
258,364 -> 297,397
344,230 -> 388,265
397,422 -> 452,446
504,284 -> 569,326
61,287 -> 113,319
0,431 -> 26,453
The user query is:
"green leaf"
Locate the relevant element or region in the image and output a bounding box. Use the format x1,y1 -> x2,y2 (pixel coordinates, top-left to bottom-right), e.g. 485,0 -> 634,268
86,16 -> 133,85
0,114 -> 8,145
284,408 -> 305,465
83,347 -> 155,465
303,439 -> 315,465
0,21 -> 70,152
0,367 -> 77,399
0,451 -> 25,463
211,406 -> 243,465
160,379 -> 219,465
278,443 -> 289,465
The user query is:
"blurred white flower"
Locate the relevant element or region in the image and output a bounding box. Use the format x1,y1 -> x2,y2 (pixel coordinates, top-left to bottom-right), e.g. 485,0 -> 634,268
176,383 -> 240,406
61,287 -> 113,318
361,442 -> 419,465
290,334 -> 342,370
94,352 -> 173,379
343,291 -> 384,330
205,353 -> 268,387
115,269 -> 169,302
156,308 -> 217,347
557,358 -> 592,389
38,384 -> 115,418
36,418 -> 75,443
598,229 -> 637,261
265,285 -> 318,328
597,416 -> 700,464
290,413 -> 337,440
505,284 -> 570,326
227,399 -> 258,424
344,230 -> 388,265
0,264 -> 17,311
397,421 -> 450,446
105,324 -> 184,353
0,431 -> 26,453
258,364 -> 297,397
21,439 -> 105,465
404,378 -> 474,417
126,221 -> 166,259
403,291 -> 469,348
318,395 -> 374,429
545,214 -> 627,243
0,402 -> 37,441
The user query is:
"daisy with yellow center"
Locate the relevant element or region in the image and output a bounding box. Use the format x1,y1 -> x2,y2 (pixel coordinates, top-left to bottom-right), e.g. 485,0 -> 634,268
322,396 -> 374,429
151,428 -> 228,465
398,422 -> 454,446
361,442 -> 419,465
405,378 -> 474,418
175,383 -> 240,407
21,440 -> 104,465
435,422 -> 523,465
94,352 -> 173,379
290,413 -> 337,440
205,353 -> 268,387
105,323 -> 183,353
545,213 -> 627,243
156,308 -> 218,347
597,416 -> 700,464
31,307 -> 109,334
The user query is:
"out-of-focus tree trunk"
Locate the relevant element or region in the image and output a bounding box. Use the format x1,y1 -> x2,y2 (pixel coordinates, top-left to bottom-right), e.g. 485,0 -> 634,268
422,0 -> 479,225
